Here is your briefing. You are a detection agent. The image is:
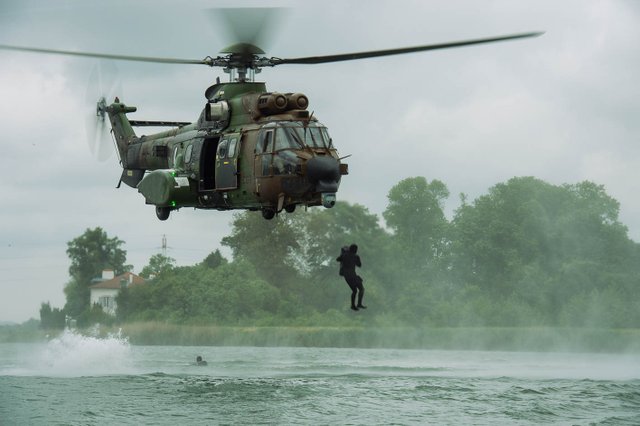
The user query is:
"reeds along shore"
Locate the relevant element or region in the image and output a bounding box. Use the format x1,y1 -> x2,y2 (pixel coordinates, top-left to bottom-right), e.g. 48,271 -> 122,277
3,322 -> 639,352
93,323 -> 640,352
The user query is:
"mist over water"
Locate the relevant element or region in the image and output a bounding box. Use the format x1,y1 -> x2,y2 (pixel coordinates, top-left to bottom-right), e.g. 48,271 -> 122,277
2,333 -> 640,424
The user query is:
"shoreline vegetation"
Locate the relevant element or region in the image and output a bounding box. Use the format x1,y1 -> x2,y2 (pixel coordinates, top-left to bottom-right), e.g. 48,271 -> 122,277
114,323 -> 640,352
32,177 -> 640,350
3,322 -> 640,353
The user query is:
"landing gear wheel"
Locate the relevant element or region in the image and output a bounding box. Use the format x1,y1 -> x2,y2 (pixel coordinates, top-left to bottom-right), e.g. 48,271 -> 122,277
156,206 -> 170,221
284,204 -> 296,213
261,208 -> 275,220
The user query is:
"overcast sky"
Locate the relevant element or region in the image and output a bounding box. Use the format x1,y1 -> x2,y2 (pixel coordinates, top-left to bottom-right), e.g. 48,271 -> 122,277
1,0 -> 639,322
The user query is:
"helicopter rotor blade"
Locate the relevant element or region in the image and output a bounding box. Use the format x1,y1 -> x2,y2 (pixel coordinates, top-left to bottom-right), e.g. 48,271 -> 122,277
270,32 -> 544,65
0,44 -> 210,65
0,31 -> 544,72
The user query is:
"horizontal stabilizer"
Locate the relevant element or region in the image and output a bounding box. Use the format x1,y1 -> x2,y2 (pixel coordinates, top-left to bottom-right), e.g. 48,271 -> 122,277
119,169 -> 145,188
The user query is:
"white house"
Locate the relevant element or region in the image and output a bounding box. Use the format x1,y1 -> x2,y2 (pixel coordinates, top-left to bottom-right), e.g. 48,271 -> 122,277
89,269 -> 145,316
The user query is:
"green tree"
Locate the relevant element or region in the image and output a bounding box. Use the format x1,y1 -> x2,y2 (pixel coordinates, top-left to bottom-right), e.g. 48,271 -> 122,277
63,227 -> 130,319
556,181 -> 634,268
117,262 -> 280,324
383,177 -> 450,284
201,249 -> 228,269
39,302 -> 65,330
222,211 -> 305,292
449,177 -> 640,325
139,253 -> 176,278
450,177 -> 561,293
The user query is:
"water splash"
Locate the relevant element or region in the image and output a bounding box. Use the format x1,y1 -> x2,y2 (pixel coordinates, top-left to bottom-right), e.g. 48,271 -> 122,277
35,328 -> 134,377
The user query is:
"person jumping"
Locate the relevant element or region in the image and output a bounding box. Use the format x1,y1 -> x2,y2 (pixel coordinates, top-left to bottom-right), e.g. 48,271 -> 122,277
336,244 -> 366,311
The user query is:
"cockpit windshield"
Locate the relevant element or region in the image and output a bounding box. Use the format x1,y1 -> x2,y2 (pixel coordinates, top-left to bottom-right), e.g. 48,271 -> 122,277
277,122 -> 332,150
257,122 -> 334,177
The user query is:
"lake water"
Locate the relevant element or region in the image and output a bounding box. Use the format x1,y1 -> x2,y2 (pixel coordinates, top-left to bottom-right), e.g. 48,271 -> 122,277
1,330 -> 639,425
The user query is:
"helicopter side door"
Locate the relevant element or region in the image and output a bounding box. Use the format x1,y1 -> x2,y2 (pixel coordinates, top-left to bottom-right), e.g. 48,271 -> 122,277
215,133 -> 240,190
199,137 -> 219,191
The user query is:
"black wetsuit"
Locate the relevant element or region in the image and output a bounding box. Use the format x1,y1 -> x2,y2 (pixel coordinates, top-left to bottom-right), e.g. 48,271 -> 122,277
336,249 -> 365,309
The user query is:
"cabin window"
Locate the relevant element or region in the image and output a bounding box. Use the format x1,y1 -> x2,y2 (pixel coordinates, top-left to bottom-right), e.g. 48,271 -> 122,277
217,140 -> 228,159
185,144 -> 193,163
172,146 -> 180,167
228,137 -> 238,158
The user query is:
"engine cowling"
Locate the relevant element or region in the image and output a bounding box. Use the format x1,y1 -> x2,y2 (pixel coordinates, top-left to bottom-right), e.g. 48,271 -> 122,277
256,92 -> 309,116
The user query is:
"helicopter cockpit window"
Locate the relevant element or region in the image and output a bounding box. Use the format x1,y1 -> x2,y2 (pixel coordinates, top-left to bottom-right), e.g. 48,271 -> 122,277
257,129 -> 276,177
270,127 -> 303,175
273,150 -> 299,175
307,126 -> 331,148
217,140 -> 228,159
256,130 -> 274,154
321,128 -> 333,148
265,131 -> 273,153
279,122 -> 332,149
275,128 -> 301,150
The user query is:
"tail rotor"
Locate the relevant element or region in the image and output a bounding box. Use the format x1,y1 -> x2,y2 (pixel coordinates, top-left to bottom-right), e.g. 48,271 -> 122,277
85,60 -> 122,162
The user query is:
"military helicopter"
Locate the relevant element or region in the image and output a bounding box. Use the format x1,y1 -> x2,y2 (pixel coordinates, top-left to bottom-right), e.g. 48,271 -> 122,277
0,13 -> 542,221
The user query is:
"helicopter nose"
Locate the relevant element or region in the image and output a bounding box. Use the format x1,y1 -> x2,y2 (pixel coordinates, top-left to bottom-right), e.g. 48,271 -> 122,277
307,155 -> 340,192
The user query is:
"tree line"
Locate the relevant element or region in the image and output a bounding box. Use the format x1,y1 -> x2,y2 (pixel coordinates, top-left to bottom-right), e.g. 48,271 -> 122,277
41,176 -> 640,329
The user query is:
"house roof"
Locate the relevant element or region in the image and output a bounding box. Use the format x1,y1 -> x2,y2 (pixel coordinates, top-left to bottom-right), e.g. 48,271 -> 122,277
89,271 -> 145,289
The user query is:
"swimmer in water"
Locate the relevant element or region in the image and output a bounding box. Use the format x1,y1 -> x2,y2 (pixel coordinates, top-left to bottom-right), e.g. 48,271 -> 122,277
195,355 -> 207,366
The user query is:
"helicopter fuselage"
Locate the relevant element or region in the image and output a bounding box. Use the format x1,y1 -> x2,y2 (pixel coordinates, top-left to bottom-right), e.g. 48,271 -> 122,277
107,82 -> 347,220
